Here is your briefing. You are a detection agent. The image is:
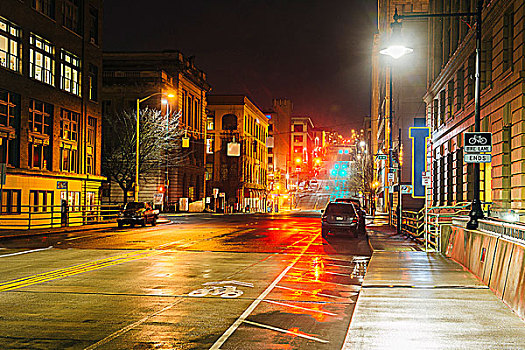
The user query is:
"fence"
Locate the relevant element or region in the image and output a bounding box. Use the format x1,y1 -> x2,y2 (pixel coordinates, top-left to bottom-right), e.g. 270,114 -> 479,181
394,202 -> 482,251
0,203 -> 121,230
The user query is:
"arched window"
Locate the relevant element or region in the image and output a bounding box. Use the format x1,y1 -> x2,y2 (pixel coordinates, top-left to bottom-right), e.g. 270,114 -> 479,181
222,114 -> 237,131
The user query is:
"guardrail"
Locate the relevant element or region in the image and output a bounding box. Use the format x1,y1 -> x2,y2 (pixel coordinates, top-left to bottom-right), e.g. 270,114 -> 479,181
396,202 -> 491,251
0,204 -> 121,230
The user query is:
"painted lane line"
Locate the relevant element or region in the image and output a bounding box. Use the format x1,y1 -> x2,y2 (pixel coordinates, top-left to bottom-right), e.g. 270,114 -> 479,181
274,285 -> 348,299
0,250 -> 164,292
84,299 -> 184,350
0,246 -> 53,258
325,263 -> 353,269
242,320 -> 329,344
209,233 -> 320,350
262,299 -> 337,316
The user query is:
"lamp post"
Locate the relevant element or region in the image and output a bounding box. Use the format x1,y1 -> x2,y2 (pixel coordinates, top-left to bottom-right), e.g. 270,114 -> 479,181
135,92 -> 175,202
381,1 -> 484,229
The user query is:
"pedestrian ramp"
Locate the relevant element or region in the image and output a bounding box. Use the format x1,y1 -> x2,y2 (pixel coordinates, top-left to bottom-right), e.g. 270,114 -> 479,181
342,251 -> 525,349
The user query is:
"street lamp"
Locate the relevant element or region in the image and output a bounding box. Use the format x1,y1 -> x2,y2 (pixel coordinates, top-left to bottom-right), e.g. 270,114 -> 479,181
382,1 -> 484,229
135,92 -> 175,202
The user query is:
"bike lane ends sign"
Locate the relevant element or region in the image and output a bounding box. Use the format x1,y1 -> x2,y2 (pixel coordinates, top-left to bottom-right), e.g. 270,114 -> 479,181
464,132 -> 492,153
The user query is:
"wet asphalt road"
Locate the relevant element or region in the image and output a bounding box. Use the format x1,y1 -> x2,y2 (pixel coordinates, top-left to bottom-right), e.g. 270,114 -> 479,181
0,211 -> 371,349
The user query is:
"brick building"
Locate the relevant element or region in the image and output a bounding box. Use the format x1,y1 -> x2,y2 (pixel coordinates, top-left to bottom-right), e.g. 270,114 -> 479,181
424,0 -> 525,220
206,95 -> 269,212
101,51 -> 211,209
0,0 -> 105,227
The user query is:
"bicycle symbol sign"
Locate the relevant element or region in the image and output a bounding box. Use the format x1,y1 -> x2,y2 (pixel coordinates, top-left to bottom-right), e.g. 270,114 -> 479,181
464,132 -> 492,153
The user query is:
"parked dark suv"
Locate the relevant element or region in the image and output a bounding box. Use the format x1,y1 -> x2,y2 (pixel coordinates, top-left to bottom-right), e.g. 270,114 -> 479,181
334,198 -> 366,234
117,202 -> 159,228
321,202 -> 359,238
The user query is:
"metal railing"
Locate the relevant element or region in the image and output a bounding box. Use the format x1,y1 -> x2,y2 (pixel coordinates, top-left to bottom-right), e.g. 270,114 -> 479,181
395,202 -> 487,251
0,204 -> 121,230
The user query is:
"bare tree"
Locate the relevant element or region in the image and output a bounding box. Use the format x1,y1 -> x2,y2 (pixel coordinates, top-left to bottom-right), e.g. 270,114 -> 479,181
348,152 -> 375,199
102,108 -> 185,202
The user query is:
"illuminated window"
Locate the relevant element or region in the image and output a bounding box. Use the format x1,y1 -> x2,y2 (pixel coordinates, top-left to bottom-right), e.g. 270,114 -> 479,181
60,50 -> 80,95
28,99 -> 52,170
294,135 -> 303,143
1,189 -> 21,214
87,116 -> 96,174
30,190 -> 53,212
0,17 -> 21,73
0,88 -> 20,166
30,34 -> 55,86
60,109 -> 79,173
33,0 -> 55,19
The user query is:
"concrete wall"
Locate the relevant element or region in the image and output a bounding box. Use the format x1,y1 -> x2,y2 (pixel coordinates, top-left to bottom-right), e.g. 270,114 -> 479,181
444,225 -> 525,319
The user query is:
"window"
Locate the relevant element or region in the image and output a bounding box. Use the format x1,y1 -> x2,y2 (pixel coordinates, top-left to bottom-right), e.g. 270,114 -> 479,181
62,191 -> 80,211
61,109 -> 79,141
30,190 -> 53,212
60,109 -> 79,173
439,90 -> 446,125
447,80 -> 454,118
205,163 -> 213,181
481,34 -> 492,89
206,137 -> 214,154
0,89 -> 20,166
88,7 -> 99,45
503,8 -> 514,72
0,17 -> 21,72
30,34 -> 55,86
88,64 -> 98,101
28,100 -> 52,170
33,0 -> 55,19
87,116 -> 96,174
294,135 -> 303,143
1,189 -> 21,214
456,69 -> 464,111
294,124 -> 303,132
62,0 -> 81,33
60,50 -> 80,95
294,146 -> 302,154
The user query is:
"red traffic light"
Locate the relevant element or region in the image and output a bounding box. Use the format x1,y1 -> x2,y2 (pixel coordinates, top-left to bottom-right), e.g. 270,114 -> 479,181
158,185 -> 165,193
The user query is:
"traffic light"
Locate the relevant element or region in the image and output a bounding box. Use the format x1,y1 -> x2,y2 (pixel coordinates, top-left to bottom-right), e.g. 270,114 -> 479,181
158,185 -> 165,193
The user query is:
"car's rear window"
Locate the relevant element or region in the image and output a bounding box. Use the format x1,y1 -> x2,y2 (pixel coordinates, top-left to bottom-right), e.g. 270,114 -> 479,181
325,203 -> 356,215
125,202 -> 145,210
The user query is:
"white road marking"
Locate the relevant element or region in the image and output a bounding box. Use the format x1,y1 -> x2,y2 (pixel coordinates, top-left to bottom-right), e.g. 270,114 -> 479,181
0,246 -> 53,258
65,234 -> 96,241
291,266 -> 349,277
84,299 -> 184,350
209,233 -> 319,350
242,320 -> 329,344
262,299 -> 337,316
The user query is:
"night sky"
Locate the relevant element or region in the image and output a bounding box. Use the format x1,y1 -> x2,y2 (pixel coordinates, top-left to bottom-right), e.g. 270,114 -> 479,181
103,1 -> 377,135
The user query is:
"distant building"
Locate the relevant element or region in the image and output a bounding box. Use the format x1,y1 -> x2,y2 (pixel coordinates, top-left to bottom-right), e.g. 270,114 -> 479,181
206,95 -> 269,212
291,116 -> 314,185
0,0 -> 105,227
102,51 -> 211,209
264,98 -> 293,202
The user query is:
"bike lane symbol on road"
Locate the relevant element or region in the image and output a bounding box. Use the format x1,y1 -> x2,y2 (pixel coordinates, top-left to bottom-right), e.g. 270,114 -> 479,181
188,280 -> 254,299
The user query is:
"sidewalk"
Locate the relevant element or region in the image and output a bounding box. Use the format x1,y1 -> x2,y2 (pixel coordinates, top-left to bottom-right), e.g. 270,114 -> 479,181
0,217 -> 172,240
342,218 -> 525,349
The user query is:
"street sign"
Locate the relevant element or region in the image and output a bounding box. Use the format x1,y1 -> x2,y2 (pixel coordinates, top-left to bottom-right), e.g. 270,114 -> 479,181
464,153 -> 492,163
213,188 -> 219,198
57,181 -> 68,189
422,176 -> 431,187
376,154 -> 387,161
401,185 -> 413,194
182,137 -> 190,148
387,173 -> 394,183
227,142 -> 240,156
153,193 -> 163,205
464,132 -> 492,153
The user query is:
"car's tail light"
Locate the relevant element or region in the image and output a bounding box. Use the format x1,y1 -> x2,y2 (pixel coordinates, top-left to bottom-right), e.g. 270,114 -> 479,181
352,217 -> 358,224
322,216 -> 328,222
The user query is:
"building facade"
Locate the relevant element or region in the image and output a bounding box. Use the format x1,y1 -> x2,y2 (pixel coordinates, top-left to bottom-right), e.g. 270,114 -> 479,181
291,116 -> 314,186
102,51 -> 211,209
372,0 -> 429,213
0,0 -> 105,227
424,0 -> 525,220
206,95 -> 269,212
